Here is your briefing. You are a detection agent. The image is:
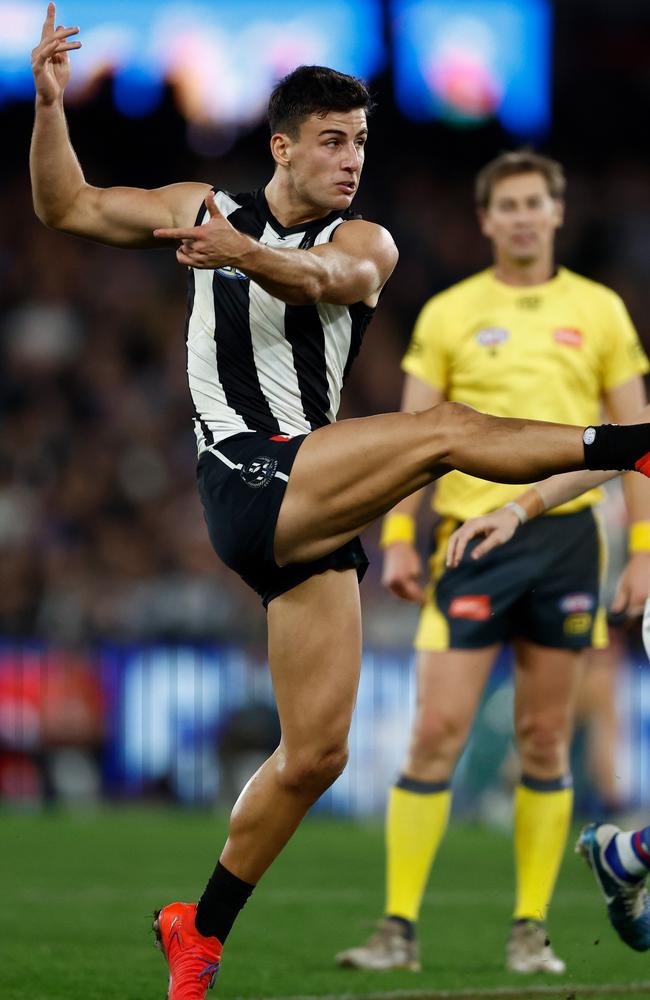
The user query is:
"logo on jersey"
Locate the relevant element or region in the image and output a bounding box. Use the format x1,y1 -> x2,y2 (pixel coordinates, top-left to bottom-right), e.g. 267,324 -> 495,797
476,327 -> 510,349
554,328 -> 583,348
448,595 -> 491,621
559,593 -> 595,614
516,296 -> 541,310
240,456 -> 278,489
216,265 -> 247,280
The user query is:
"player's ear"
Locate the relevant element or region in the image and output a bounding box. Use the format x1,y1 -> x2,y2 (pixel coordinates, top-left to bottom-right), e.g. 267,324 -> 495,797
553,198 -> 565,229
270,132 -> 292,168
477,207 -> 492,239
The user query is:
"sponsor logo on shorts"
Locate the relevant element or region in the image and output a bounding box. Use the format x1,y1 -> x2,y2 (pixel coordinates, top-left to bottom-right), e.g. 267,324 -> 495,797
449,594 -> 491,621
240,455 -> 278,489
559,592 -> 595,614
476,327 -> 510,348
554,327 -> 583,348
563,612 -> 593,636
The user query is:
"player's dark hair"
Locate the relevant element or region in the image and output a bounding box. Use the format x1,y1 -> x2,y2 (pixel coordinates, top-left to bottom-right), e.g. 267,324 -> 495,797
268,65 -> 372,138
475,150 -> 566,209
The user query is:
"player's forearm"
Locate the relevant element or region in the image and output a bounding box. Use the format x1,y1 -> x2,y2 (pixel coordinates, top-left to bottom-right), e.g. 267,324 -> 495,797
516,469 -> 620,518
236,241 -> 363,306
30,98 -> 88,228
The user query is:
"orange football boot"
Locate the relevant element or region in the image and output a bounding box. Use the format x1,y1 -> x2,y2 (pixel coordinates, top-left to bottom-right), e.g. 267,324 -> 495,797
154,902 -> 222,998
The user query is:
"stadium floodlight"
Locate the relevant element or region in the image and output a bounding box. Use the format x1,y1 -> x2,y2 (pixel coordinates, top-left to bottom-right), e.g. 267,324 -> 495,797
392,0 -> 552,137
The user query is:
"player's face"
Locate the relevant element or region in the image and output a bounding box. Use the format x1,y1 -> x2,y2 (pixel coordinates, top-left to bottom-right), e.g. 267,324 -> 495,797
479,172 -> 563,264
281,109 -> 368,211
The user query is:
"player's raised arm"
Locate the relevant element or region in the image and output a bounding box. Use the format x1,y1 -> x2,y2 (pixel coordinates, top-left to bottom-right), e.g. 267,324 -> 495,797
154,196 -> 398,306
30,3 -> 210,247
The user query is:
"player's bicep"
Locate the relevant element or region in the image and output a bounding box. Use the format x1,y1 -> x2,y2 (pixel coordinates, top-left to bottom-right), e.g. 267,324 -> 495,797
311,221 -> 398,305
63,181 -> 212,248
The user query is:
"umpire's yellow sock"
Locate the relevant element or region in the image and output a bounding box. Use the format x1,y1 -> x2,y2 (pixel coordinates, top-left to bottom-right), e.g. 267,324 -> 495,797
385,776 -> 452,923
513,774 -> 573,923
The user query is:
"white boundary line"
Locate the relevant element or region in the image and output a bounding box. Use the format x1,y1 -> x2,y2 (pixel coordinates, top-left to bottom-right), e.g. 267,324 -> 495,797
256,984 -> 650,1000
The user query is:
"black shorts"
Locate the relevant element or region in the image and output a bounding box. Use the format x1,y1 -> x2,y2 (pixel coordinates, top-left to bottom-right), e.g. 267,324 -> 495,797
416,508 -> 606,651
196,432 -> 368,607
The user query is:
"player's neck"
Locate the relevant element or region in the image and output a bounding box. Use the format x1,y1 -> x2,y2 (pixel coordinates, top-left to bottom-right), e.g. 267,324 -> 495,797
264,176 -> 332,229
492,255 -> 556,288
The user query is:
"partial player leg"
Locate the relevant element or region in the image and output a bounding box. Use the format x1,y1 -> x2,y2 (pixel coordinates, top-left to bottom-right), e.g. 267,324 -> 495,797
576,821 -> 650,951
575,644 -> 625,815
575,597 -> 650,951
508,640 -> 584,974
155,569 -> 363,998
336,645 -> 496,971
275,404 -> 650,565
217,567 -> 362,883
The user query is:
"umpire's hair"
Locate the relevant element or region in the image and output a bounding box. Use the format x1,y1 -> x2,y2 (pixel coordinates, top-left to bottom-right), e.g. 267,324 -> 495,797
475,150 -> 566,209
268,65 -> 372,138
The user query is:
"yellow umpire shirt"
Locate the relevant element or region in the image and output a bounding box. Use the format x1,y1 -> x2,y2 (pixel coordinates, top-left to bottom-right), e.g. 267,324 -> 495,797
402,267 -> 650,521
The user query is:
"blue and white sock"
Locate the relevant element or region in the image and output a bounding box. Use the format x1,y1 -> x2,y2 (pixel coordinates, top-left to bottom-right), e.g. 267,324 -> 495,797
605,827 -> 650,882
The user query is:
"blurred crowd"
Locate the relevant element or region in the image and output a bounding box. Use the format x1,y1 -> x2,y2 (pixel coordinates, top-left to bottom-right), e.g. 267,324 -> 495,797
2,140 -> 650,646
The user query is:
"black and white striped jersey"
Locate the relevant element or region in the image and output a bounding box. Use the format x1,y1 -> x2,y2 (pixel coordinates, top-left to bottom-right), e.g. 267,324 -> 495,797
186,187 -> 376,453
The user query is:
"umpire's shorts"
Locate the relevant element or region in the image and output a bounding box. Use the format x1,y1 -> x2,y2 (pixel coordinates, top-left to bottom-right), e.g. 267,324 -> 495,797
197,431 -> 368,608
416,508 -> 607,651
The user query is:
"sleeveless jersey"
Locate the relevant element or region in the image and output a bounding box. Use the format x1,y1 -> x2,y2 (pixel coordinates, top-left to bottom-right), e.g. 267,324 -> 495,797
186,187 -> 375,452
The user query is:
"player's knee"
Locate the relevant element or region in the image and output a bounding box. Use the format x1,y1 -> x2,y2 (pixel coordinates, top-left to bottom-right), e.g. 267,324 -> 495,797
516,713 -> 570,772
410,709 -> 466,767
279,742 -> 349,797
418,401 -> 478,461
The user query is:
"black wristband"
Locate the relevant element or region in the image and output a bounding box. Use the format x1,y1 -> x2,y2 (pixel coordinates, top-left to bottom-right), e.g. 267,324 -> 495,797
583,423 -> 650,472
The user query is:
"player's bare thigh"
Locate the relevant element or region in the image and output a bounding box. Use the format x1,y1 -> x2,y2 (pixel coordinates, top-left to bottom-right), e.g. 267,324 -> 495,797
267,567 -> 363,750
275,405 -> 459,565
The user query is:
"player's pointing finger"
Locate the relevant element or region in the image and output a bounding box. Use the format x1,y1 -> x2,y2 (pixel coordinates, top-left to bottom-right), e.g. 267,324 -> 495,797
153,226 -> 201,240
41,2 -> 56,40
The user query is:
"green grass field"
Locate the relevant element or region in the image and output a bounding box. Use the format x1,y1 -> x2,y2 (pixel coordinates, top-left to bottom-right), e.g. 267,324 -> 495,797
3,808 -> 649,1000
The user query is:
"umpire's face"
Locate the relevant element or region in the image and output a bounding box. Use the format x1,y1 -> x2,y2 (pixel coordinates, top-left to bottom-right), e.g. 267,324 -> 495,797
479,171 -> 564,267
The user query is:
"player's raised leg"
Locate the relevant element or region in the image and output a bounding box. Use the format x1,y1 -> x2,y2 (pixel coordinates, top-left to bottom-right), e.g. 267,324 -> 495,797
275,404 -> 650,566
508,640 -> 583,974
156,569 -> 362,996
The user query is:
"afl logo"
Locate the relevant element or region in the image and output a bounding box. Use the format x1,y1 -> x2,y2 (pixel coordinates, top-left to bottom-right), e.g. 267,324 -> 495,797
476,327 -> 510,348
240,456 -> 278,489
216,265 -> 247,280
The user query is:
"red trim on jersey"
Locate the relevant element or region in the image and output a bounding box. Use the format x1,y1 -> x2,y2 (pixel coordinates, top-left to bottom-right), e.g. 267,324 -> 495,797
270,435 -> 293,442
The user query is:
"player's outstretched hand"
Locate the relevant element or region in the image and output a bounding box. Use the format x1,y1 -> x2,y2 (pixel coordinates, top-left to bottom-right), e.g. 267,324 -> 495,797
446,507 -> 520,569
381,542 -> 426,605
154,192 -> 249,267
32,3 -> 81,105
